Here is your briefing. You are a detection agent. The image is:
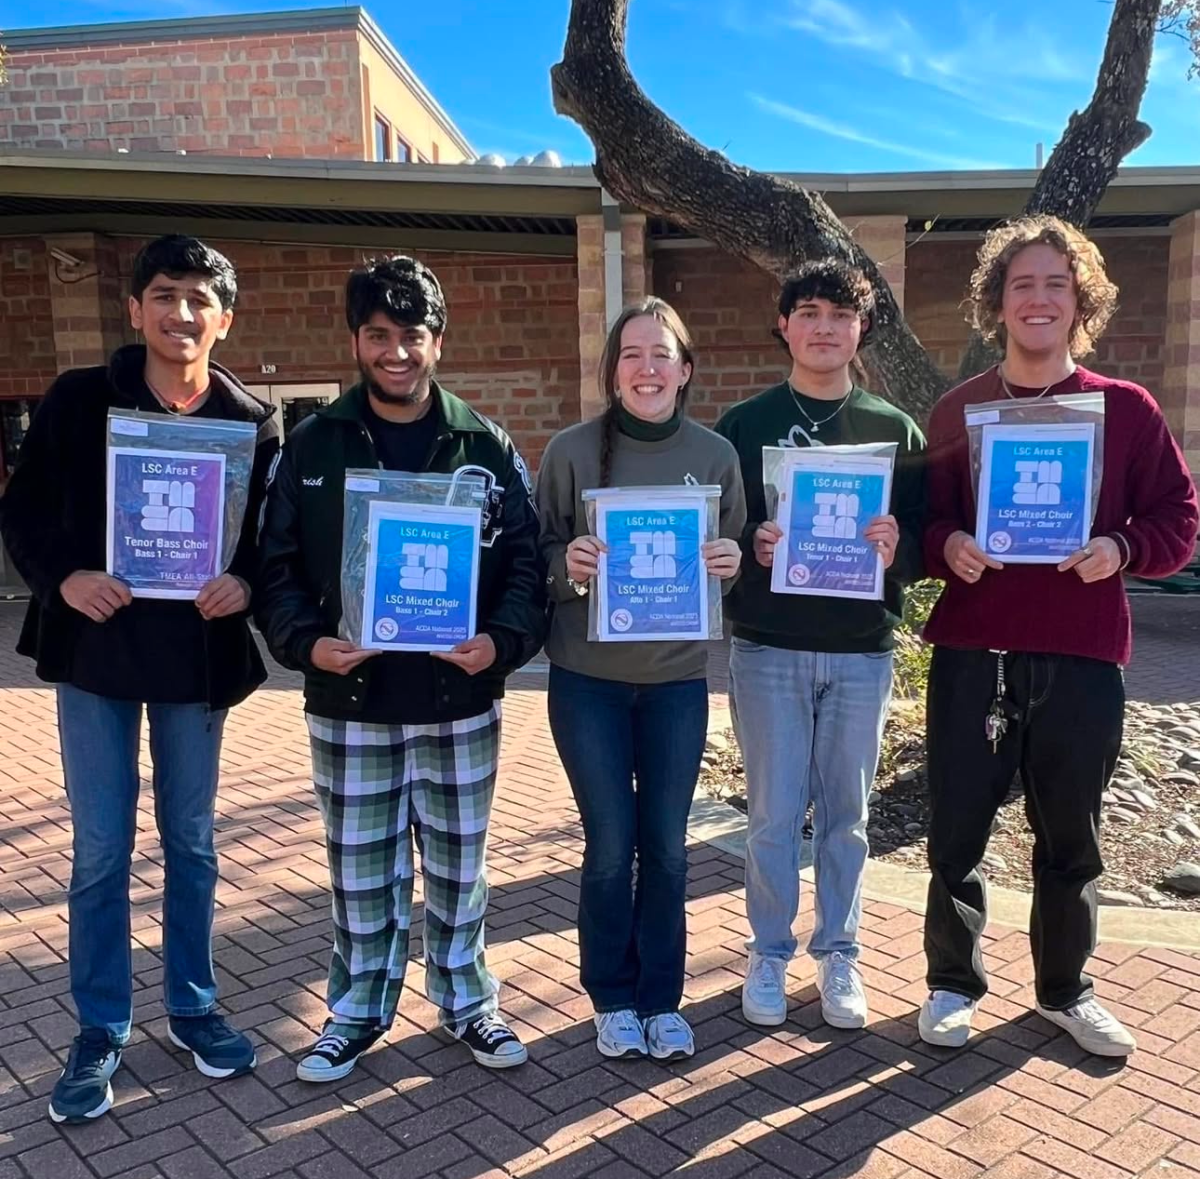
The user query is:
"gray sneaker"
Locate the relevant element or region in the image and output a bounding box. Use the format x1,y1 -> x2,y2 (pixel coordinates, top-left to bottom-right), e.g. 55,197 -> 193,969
48,1030 -> 122,1124
595,1009 -> 648,1058
644,1012 -> 694,1061
1036,999 -> 1136,1057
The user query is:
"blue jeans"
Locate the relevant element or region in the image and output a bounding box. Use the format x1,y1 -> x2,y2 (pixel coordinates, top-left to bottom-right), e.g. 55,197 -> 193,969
57,684 -> 227,1044
729,638 -> 893,961
547,665 -> 708,1017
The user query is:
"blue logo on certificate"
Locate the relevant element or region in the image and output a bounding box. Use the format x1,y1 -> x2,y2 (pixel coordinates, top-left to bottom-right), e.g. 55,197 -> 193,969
781,469 -> 885,596
975,424 -> 1095,563
106,447 -> 226,598
596,498 -> 708,642
361,502 -> 481,651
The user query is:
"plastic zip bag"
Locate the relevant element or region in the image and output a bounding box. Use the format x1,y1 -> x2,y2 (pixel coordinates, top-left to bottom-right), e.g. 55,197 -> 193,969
965,393 -> 1105,564
763,442 -> 897,600
581,484 -> 723,642
340,469 -> 490,651
105,408 -> 256,599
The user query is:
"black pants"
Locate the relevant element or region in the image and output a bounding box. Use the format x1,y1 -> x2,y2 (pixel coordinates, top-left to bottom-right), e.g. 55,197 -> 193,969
923,646 -> 1123,1010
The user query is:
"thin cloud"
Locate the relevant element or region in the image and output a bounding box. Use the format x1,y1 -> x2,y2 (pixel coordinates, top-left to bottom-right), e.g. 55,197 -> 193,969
775,0 -> 1072,134
749,93 -> 1005,169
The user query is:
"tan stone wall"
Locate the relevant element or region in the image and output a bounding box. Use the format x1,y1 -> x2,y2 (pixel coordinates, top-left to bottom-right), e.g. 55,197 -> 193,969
357,37 -> 468,164
1163,212 -> 1200,475
576,214 -> 607,423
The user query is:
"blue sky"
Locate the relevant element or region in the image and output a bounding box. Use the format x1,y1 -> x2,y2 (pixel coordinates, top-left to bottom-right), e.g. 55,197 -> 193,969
11,0 -> 1200,172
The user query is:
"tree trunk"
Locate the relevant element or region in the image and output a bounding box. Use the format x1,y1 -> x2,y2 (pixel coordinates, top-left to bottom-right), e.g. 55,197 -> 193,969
552,0 -> 1164,419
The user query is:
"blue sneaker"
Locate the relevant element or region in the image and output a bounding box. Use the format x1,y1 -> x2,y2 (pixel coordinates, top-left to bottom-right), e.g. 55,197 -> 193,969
48,1030 -> 121,1124
167,1014 -> 256,1078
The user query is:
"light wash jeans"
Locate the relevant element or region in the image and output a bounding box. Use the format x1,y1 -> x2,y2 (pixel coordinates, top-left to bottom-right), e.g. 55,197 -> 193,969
728,637 -> 893,961
57,684 -> 226,1044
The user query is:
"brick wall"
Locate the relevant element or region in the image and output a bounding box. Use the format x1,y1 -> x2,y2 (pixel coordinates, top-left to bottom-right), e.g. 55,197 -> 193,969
112,239 -> 580,468
905,234 -> 1170,391
652,249 -> 787,425
0,239 -> 58,399
0,30 -> 364,157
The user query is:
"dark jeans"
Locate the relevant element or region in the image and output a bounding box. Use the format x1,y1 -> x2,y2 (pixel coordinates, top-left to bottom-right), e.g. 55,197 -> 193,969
924,646 -> 1123,1010
547,664 -> 708,1018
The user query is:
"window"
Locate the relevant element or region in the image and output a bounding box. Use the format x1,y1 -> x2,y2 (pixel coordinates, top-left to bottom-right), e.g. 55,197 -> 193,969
374,115 -> 391,162
395,137 -> 412,163
432,142 -> 440,163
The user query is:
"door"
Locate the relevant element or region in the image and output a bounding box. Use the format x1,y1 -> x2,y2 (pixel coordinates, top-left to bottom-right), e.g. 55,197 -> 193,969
246,382 -> 340,438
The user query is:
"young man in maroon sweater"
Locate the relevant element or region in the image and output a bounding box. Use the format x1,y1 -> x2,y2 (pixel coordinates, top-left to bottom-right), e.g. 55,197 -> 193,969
918,215 -> 1198,1057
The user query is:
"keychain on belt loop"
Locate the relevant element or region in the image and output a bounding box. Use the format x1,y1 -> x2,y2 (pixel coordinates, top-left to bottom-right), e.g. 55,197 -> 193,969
985,650 -> 1010,754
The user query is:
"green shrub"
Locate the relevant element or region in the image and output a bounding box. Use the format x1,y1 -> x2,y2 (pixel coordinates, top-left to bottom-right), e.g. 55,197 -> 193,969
892,579 -> 943,700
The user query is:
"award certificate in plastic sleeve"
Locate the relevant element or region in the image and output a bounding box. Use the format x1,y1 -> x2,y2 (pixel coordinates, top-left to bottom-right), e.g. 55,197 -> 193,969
359,500 -> 482,651
769,450 -> 893,600
974,422 -> 1095,564
106,446 -> 227,598
593,493 -> 709,642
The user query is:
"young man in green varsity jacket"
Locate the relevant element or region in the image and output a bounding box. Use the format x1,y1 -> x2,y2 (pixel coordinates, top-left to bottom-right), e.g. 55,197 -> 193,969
255,256 -> 545,1081
714,260 -> 926,1031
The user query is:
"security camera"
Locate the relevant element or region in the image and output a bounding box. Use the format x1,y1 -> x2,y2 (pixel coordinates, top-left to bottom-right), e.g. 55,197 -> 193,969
50,248 -> 84,268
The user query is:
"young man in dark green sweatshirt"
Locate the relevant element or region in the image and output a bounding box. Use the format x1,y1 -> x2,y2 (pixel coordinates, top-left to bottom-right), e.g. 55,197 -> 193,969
714,260 -> 925,1031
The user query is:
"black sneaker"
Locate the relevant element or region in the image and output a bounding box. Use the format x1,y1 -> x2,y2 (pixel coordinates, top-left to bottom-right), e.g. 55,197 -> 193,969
48,1030 -> 122,1124
454,1013 -> 528,1069
168,1013 -> 256,1078
295,1020 -> 385,1083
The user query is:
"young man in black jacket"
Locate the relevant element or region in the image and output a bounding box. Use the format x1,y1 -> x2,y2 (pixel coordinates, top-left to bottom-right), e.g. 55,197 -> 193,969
0,235 -> 279,1124
256,256 -> 545,1081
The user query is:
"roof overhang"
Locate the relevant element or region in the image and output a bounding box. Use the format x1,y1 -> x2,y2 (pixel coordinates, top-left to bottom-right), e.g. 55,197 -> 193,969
1,152 -> 1198,254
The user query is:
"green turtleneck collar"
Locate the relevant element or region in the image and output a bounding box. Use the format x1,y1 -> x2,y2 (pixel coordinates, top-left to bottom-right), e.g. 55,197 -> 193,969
615,402 -> 682,442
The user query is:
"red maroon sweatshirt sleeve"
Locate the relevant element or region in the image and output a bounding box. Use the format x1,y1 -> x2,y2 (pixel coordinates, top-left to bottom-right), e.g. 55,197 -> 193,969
923,390 -> 971,581
1112,397 -> 1198,579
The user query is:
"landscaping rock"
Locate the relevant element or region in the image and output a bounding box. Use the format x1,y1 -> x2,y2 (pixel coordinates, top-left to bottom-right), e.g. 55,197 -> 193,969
1096,888 -> 1143,907
1162,862 -> 1200,895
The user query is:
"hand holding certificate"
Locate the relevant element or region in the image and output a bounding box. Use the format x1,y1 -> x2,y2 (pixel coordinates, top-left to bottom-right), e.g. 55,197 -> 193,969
763,444 -> 896,600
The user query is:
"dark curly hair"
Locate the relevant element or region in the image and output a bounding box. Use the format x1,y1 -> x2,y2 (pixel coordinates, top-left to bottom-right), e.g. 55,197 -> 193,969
345,254 -> 447,335
968,215 -> 1118,357
773,259 -> 875,353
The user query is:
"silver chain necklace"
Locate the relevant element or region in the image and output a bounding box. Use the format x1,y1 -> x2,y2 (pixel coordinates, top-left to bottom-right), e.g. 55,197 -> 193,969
787,381 -> 851,434
996,364 -> 1066,402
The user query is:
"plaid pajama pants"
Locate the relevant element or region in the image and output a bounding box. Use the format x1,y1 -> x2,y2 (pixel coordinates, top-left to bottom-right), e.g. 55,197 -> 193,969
306,703 -> 502,1030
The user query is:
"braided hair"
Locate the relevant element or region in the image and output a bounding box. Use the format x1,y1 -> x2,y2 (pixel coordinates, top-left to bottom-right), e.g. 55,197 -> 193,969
595,297 -> 696,487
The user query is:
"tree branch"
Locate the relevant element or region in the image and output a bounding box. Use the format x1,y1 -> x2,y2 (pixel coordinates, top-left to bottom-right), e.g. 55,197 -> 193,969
551,0 -> 949,419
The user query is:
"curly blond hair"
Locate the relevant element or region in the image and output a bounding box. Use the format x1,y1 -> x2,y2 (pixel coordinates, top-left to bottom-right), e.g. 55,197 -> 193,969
968,215 -> 1119,357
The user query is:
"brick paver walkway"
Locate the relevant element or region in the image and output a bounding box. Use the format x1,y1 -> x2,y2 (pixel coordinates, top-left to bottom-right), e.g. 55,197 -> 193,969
2,600 -> 1200,1178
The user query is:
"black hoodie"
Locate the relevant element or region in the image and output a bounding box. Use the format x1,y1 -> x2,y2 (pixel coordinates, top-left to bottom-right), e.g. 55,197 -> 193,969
0,345 -> 281,709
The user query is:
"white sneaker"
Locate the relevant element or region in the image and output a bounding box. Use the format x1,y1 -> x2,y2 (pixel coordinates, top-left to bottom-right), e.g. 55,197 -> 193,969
918,990 -> 977,1048
594,1009 -> 647,1058
742,951 -> 788,1026
644,1012 -> 695,1061
1036,999 -> 1136,1057
817,952 -> 868,1029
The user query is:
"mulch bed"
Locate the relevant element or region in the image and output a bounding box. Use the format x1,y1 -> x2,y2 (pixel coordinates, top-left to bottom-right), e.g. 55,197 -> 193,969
699,698 -> 1200,913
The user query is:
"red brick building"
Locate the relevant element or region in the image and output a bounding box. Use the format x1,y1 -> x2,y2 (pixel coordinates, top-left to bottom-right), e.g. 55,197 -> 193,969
2,10 -> 1199,594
